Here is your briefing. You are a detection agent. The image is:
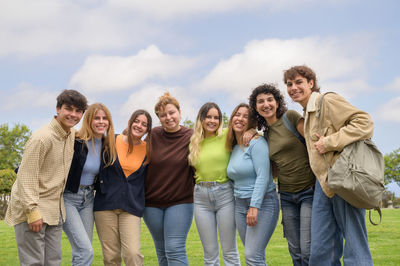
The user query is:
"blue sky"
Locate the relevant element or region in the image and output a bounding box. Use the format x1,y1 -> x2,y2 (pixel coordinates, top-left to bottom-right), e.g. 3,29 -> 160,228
1,0 -> 399,154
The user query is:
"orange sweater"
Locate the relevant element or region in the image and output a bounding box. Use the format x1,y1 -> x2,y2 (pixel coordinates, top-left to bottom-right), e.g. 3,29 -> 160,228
116,135 -> 146,177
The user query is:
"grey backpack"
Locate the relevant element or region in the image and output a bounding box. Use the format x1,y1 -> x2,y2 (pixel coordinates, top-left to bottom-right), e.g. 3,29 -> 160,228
317,93 -> 385,225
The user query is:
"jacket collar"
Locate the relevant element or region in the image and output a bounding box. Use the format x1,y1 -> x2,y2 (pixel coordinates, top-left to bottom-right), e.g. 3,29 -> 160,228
305,92 -> 320,113
50,117 -> 73,139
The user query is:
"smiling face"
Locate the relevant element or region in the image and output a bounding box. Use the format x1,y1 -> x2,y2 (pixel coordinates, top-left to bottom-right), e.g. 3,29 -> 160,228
131,114 -> 149,139
56,104 -> 84,132
232,107 -> 249,135
256,93 -> 278,124
201,107 -> 220,138
158,103 -> 181,132
286,75 -> 314,108
91,109 -> 109,138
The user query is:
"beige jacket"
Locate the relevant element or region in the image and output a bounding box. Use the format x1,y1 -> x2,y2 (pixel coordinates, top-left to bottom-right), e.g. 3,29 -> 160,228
303,92 -> 373,197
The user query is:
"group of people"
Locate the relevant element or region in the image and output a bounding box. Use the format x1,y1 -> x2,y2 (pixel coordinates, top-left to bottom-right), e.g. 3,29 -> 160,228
5,65 -> 375,266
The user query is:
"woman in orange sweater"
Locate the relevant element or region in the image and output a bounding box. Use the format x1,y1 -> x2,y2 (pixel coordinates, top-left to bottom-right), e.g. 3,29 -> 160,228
94,109 -> 152,266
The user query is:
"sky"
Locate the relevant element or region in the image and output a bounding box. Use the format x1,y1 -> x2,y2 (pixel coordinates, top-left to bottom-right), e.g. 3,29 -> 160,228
1,0 -> 399,154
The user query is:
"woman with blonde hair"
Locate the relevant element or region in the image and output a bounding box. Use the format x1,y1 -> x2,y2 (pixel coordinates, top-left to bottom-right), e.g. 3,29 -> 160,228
143,92 -> 194,266
63,103 -> 116,266
227,103 -> 279,266
94,109 -> 152,266
188,102 -> 240,266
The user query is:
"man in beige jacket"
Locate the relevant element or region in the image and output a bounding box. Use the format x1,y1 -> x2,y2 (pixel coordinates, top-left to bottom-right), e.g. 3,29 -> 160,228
283,65 -> 373,266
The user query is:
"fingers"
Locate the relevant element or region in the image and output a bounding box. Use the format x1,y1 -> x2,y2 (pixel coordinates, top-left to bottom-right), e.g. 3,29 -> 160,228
29,219 -> 43,232
246,212 -> 258,226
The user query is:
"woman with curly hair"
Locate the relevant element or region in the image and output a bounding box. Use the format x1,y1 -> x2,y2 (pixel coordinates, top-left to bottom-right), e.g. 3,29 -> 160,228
226,103 -> 279,266
249,84 -> 315,266
188,102 -> 240,266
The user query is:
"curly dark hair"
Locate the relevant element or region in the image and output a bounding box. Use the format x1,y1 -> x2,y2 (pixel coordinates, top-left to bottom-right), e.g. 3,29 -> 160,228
249,83 -> 287,131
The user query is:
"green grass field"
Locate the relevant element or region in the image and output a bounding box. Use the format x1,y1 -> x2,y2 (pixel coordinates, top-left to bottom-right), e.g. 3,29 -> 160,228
1,209 -> 399,265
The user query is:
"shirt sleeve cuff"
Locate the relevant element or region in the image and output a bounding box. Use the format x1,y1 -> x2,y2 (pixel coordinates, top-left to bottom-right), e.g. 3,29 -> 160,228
27,209 -> 41,224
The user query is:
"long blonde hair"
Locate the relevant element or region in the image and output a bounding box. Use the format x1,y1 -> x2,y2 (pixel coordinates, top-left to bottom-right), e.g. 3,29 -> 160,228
77,103 -> 116,167
188,102 -> 223,166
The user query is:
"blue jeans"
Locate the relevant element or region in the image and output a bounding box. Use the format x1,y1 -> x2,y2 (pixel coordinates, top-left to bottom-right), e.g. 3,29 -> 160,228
194,182 -> 240,266
143,203 -> 194,266
280,187 -> 313,266
235,191 -> 279,266
309,180 -> 373,266
63,186 -> 94,266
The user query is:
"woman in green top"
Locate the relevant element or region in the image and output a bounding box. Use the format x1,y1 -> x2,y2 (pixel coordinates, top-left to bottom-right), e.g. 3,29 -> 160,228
249,84 -> 315,266
188,102 -> 240,266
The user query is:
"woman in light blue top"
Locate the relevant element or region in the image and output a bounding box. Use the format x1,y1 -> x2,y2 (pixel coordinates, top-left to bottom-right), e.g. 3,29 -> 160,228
63,103 -> 117,266
226,103 -> 279,266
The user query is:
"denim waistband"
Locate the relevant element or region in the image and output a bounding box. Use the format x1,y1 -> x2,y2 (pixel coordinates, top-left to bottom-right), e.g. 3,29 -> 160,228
196,181 -> 229,188
79,185 -> 94,190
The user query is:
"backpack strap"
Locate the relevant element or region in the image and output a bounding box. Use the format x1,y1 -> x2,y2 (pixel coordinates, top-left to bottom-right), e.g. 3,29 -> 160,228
369,208 -> 382,226
282,112 -> 306,145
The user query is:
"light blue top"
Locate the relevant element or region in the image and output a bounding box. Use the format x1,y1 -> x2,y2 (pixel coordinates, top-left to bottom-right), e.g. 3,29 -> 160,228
227,137 -> 275,209
80,138 -> 102,186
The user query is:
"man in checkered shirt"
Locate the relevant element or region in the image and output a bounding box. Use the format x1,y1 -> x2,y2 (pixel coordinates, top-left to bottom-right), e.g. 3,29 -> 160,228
5,89 -> 88,266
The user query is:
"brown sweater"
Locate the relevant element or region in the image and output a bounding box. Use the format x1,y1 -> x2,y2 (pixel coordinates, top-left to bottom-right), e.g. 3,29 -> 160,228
145,126 -> 194,207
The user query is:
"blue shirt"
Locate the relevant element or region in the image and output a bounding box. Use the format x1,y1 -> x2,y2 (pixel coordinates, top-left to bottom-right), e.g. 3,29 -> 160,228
227,137 -> 275,208
80,138 -> 102,186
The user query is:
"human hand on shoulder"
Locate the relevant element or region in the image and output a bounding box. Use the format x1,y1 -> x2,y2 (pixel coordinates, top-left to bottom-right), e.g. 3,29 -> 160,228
243,128 -> 258,146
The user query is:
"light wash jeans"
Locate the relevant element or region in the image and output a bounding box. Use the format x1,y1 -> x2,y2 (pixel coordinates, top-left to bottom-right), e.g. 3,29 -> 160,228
280,187 -> 314,266
309,180 -> 373,266
63,186 -> 94,266
194,181 -> 240,266
143,203 -> 193,266
235,191 -> 279,266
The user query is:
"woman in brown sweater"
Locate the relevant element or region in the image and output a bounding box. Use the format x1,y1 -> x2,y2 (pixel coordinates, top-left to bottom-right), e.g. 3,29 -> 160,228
143,92 -> 194,266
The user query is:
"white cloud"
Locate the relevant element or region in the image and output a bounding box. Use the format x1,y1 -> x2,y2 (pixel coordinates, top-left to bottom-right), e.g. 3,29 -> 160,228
69,45 -> 197,92
0,0 -> 155,57
375,97 -> 400,122
322,79 -> 373,99
0,82 -> 57,110
387,77 -> 400,91
0,0 -> 348,57
198,36 -> 372,101
117,84 -> 199,130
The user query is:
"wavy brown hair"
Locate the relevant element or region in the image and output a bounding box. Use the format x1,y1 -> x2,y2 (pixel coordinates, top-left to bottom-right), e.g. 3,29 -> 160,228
283,65 -> 320,92
225,103 -> 256,152
123,109 -> 152,164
